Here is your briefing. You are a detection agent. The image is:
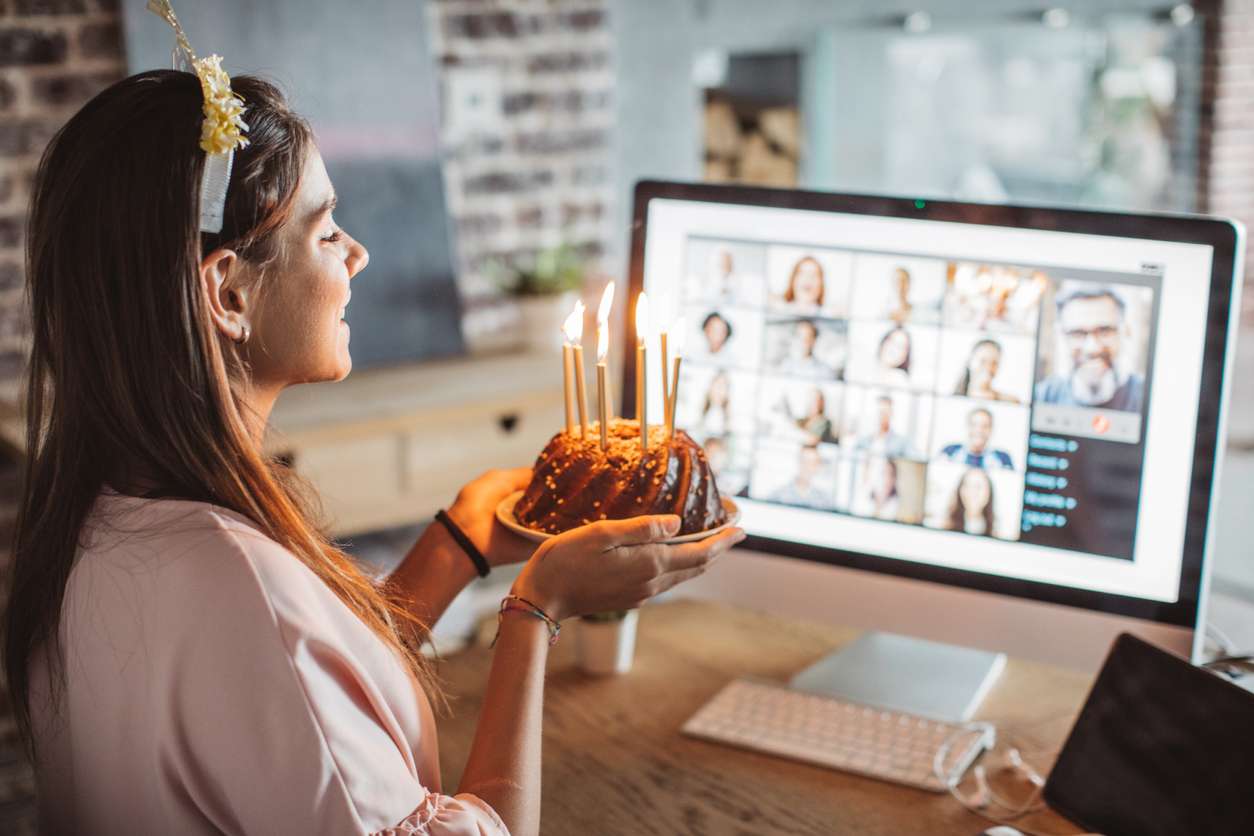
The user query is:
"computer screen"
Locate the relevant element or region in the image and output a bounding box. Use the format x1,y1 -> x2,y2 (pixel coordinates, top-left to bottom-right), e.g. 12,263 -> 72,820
633,186 -> 1236,616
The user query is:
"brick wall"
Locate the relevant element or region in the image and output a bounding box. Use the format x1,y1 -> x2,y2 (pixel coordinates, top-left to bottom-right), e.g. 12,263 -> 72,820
0,0 -> 125,404
1201,0 -> 1254,444
0,4 -> 125,829
426,0 -> 615,346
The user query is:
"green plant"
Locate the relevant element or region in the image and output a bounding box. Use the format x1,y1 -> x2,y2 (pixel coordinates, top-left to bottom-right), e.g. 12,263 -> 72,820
493,242 -> 586,297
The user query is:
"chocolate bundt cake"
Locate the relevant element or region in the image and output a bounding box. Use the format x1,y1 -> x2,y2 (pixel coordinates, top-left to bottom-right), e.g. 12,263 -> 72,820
515,418 -> 727,535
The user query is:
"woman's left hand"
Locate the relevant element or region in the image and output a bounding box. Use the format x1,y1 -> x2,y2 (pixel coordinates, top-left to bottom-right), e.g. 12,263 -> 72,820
446,468 -> 535,568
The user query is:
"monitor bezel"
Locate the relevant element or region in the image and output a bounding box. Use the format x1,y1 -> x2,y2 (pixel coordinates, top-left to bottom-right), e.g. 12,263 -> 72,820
624,179 -> 1242,629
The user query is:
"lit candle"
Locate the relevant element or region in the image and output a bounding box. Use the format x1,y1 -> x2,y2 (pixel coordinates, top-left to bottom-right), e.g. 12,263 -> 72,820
666,316 -> 685,438
597,323 -> 611,450
596,282 -> 615,450
570,300 -> 590,439
561,304 -> 581,436
635,293 -> 650,455
660,330 -> 669,433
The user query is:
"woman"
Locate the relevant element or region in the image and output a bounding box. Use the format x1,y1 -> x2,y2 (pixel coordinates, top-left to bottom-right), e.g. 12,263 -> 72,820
773,386 -> 835,445
854,457 -> 899,521
3,71 -> 742,835
955,338 -> 1019,402
781,255 -> 825,312
887,267 -> 913,323
874,325 -> 912,387
696,310 -> 734,360
945,468 -> 996,537
699,370 -> 733,437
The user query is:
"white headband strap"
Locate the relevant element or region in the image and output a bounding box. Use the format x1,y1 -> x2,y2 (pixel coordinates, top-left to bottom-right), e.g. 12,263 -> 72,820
199,150 -> 234,234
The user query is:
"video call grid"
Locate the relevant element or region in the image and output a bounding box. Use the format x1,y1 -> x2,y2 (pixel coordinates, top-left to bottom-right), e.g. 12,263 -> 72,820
673,234 -> 1158,545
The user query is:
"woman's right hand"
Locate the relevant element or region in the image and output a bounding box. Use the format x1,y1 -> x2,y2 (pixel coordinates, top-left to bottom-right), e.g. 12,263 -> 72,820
509,515 -> 745,621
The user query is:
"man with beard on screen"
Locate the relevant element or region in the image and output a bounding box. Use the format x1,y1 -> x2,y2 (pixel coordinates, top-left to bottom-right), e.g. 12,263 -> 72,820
1035,285 -> 1145,413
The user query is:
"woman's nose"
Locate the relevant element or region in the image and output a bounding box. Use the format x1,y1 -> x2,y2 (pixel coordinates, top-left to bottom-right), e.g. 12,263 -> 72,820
345,233 -> 369,279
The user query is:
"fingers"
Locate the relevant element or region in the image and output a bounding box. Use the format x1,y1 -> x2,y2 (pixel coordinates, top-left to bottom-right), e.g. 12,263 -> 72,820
498,467 -> 532,491
581,514 -> 682,550
656,527 -> 744,572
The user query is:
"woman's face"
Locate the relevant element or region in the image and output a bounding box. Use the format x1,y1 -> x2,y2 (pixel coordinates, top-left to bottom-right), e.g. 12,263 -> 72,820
793,259 -> 823,306
245,148 -> 368,387
704,316 -> 730,352
969,342 -> 1001,386
879,329 -> 910,370
959,470 -> 991,514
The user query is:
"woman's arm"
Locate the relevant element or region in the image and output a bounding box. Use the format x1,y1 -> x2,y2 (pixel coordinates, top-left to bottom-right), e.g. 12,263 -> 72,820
455,613 -> 550,836
387,520 -> 478,626
388,468 -> 533,626
455,516 -> 744,836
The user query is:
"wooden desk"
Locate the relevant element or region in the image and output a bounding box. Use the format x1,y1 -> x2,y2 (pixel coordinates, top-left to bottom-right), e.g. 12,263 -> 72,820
436,599 -> 1092,836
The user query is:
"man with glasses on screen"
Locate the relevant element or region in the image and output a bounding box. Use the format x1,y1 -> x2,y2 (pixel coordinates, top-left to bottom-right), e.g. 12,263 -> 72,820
1035,284 -> 1145,413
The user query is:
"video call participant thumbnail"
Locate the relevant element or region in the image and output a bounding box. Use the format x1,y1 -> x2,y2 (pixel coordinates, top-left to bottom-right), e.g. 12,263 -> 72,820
852,394 -> 917,459
1035,284 -> 1146,413
945,467 -> 998,537
772,318 -> 842,380
938,406 -> 1014,470
955,338 -> 1020,403
769,444 -> 835,509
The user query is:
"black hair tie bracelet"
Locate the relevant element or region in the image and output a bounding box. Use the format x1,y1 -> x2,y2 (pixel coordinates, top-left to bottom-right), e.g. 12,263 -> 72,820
435,509 -> 491,578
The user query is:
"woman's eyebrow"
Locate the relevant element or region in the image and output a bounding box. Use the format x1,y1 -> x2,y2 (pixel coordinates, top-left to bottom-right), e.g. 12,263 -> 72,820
309,193 -> 338,223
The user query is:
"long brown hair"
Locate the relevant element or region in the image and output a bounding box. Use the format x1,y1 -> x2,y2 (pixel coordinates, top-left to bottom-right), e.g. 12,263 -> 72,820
946,468 -> 995,536
3,70 -> 441,746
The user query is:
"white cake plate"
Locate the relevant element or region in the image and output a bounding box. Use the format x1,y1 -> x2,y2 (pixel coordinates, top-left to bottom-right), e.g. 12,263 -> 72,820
495,491 -> 740,545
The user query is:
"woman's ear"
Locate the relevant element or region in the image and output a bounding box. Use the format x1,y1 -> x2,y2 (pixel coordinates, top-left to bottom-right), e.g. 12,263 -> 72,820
199,248 -> 250,343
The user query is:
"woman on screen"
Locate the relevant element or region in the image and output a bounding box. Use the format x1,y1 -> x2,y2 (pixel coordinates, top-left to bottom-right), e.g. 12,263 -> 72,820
781,255 -> 825,313
945,468 -> 996,537
955,338 -> 1019,403
772,386 -> 836,445
854,457 -> 899,521
698,370 -> 733,436
888,267 -> 913,323
873,325 -> 912,387
693,310 -> 734,362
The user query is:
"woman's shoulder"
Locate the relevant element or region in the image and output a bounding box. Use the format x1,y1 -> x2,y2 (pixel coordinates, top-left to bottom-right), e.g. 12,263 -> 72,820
71,492 -> 336,631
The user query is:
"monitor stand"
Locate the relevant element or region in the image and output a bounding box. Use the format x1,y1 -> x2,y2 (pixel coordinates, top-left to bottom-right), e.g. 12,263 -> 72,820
789,631 -> 1006,723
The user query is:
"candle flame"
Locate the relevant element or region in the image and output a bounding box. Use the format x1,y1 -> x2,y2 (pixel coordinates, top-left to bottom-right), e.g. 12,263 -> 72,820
635,292 -> 650,344
672,316 -> 686,356
562,300 -> 585,343
597,322 -> 609,361
597,281 -> 615,326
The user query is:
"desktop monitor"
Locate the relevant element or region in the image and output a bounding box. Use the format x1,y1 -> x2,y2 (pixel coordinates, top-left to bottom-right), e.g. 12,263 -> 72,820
624,180 -> 1243,678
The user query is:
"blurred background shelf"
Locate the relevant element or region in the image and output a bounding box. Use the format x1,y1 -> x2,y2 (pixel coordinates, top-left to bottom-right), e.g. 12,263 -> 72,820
266,351 -> 563,538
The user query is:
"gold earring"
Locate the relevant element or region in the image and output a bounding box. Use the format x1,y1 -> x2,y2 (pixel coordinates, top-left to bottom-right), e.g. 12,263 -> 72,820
235,322 -> 250,345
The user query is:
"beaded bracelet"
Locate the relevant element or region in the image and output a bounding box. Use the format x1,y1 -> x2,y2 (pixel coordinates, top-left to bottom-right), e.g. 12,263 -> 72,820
491,594 -> 561,647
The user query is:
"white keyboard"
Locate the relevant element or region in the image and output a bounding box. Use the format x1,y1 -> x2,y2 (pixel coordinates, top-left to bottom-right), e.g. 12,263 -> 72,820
681,678 -> 993,792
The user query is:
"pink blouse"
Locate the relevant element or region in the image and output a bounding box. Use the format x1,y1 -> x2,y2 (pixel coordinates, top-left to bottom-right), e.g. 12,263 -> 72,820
30,490 -> 508,836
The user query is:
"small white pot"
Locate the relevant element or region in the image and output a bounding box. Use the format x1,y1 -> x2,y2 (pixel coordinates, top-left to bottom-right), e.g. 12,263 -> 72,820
574,609 -> 639,675
514,290 -> 578,352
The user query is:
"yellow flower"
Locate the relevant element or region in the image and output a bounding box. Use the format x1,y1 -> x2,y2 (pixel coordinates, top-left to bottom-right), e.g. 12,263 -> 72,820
193,54 -> 250,155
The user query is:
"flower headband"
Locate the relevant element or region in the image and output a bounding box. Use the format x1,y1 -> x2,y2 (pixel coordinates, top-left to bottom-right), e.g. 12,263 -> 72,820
147,0 -> 250,234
